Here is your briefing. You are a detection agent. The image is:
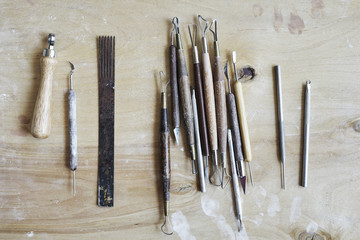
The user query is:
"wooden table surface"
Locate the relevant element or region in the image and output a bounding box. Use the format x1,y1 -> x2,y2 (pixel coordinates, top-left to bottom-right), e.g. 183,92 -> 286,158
1,0 -> 359,239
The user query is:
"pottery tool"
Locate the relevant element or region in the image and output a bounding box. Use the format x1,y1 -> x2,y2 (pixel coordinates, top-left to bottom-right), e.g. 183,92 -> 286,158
302,80 -> 311,187
224,62 -> 246,194
159,71 -> 173,235
31,33 -> 57,139
68,62 -> 77,196
228,129 -> 243,231
192,89 -> 206,192
173,17 -> 196,174
209,19 -> 229,189
97,36 -> 115,207
274,66 -> 286,189
188,23 -> 210,180
232,51 -> 254,185
198,15 -> 221,186
170,18 -> 180,145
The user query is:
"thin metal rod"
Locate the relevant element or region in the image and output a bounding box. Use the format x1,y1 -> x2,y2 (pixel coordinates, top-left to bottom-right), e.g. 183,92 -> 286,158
302,80 -> 311,187
73,171 -> 76,196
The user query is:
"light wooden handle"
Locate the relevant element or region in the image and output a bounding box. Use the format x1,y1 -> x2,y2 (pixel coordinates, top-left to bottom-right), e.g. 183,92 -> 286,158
69,90 -> 78,171
234,81 -> 252,162
31,57 -> 57,139
202,52 -> 217,151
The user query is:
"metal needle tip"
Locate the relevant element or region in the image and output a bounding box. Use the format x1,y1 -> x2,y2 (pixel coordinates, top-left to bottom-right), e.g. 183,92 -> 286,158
247,162 -> 254,186
173,127 -> 180,145
161,215 -> 173,235
281,162 -> 285,190
73,171 -> 76,197
237,219 -> 243,232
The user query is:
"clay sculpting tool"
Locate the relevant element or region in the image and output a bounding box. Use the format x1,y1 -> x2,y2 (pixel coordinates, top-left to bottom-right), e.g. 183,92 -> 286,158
159,71 -> 173,235
224,62 -> 246,194
274,66 -> 286,189
188,24 -> 210,181
192,89 -> 206,192
232,51 -> 254,186
68,62 -> 78,196
97,36 -> 115,207
170,18 -> 180,145
31,33 -> 57,138
209,19 -> 230,189
302,80 -> 311,187
198,15 -> 221,186
173,17 -> 196,174
228,129 -> 243,231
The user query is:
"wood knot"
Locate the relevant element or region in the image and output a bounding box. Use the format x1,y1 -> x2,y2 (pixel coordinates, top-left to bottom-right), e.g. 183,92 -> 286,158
172,184 -> 195,194
353,119 -> 360,132
238,65 -> 256,82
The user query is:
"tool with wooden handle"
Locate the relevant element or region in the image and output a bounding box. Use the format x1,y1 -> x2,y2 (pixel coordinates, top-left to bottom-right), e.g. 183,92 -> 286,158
159,71 -> 173,235
170,18 -> 180,145
173,17 -> 196,174
31,33 -> 57,139
198,15 -> 221,186
224,62 -> 247,194
188,24 -> 210,181
232,51 -> 253,185
68,62 -> 78,197
209,19 -> 229,189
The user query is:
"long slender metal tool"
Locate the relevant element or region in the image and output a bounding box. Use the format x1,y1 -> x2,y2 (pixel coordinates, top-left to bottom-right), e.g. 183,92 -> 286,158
68,62 -> 78,196
302,80 -> 311,187
232,51 -> 254,186
97,36 -> 115,207
188,24 -> 210,181
173,17 -> 196,174
192,89 -> 206,192
170,18 -> 180,145
224,62 -> 246,194
210,19 -> 230,189
228,129 -> 243,231
275,66 -> 286,190
198,15 -> 221,186
159,72 -> 173,235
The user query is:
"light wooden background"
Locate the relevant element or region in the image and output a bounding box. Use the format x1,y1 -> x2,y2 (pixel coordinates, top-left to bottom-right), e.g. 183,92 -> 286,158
0,0 -> 359,239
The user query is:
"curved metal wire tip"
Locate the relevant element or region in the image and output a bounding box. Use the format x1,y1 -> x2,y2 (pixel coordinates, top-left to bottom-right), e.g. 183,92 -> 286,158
209,19 -> 217,41
197,15 -> 208,37
191,160 -> 198,174
172,17 -> 179,34
69,61 -> 75,90
173,127 -> 180,146
247,162 -> 254,186
237,219 -> 243,232
221,168 -> 231,189
187,24 -> 197,47
161,216 -> 173,235
159,71 -> 170,93
209,166 -> 222,186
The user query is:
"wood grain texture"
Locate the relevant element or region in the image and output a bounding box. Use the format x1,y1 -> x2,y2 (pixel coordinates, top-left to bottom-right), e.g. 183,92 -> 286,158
31,57 -> 57,139
0,0 -> 360,239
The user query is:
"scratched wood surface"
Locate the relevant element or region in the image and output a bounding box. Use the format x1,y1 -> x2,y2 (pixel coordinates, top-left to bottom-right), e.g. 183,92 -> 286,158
0,0 -> 359,239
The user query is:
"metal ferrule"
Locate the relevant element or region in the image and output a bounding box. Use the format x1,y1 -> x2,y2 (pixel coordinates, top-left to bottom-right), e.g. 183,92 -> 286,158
164,201 -> 169,216
212,150 -> 218,166
201,37 -> 208,53
192,46 -> 199,64
239,160 -> 246,177
43,48 -> 56,58
176,33 -> 183,49
161,92 -> 167,109
190,144 -> 196,161
214,41 -> 220,57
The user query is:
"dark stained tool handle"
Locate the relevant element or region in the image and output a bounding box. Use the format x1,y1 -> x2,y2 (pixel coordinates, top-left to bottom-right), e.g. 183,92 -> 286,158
193,62 -> 209,157
202,52 -> 217,151
226,93 -> 245,165
160,108 -> 170,202
177,49 -> 195,147
170,45 -> 180,130
213,57 -> 227,154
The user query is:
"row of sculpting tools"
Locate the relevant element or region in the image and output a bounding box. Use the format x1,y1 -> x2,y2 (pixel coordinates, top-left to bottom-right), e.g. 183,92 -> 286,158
159,15 -> 255,234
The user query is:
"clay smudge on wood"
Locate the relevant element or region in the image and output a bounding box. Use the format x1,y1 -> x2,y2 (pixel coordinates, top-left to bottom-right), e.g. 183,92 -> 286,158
10,126 -> 28,137
18,115 -> 30,124
267,194 -> 280,217
289,197 -> 302,223
253,4 -> 263,18
311,0 -> 325,19
288,13 -> 305,35
171,211 -> 196,240
273,7 -> 283,32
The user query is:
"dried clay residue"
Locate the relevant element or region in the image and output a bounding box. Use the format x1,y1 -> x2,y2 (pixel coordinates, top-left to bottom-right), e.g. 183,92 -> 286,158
273,7 -> 283,32
18,115 -> 30,124
311,0 -> 325,19
171,211 -> 196,240
10,126 -> 28,137
288,13 -> 305,35
253,4 -> 263,18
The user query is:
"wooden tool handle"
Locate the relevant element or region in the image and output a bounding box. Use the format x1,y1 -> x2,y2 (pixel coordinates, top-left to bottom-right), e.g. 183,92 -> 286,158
202,52 -> 217,151
160,108 -> 170,202
226,93 -> 244,163
68,90 -> 78,171
193,62 -> 209,157
234,81 -> 252,162
177,49 -> 195,146
31,56 -> 57,138
213,57 -> 227,154
170,45 -> 180,129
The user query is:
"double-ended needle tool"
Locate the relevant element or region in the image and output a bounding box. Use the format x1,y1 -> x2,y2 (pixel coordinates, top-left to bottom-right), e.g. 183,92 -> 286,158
302,80 -> 311,187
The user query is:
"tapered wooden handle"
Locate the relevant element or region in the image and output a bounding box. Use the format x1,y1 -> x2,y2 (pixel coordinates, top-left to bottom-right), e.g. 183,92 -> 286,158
234,81 -> 252,162
177,49 -> 195,147
69,90 -> 78,171
160,108 -> 170,201
31,57 -> 57,138
193,62 -> 209,157
170,45 -> 180,129
226,93 -> 244,164
213,57 -> 227,154
202,52 -> 217,151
